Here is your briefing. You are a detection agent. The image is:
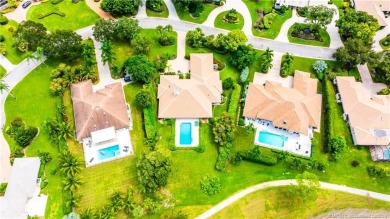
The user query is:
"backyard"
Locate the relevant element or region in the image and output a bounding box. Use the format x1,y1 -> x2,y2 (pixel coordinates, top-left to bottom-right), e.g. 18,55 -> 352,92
26,0 -> 100,31
0,19 -> 28,64
212,187 -> 390,219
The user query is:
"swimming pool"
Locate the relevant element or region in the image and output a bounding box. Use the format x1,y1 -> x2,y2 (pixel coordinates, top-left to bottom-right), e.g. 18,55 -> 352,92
384,149 -> 390,159
258,131 -> 285,148
98,145 -> 120,160
180,123 -> 192,145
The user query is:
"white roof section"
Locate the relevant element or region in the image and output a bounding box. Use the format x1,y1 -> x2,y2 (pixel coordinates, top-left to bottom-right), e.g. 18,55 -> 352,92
91,126 -> 116,144
276,0 -> 328,7
0,158 -> 41,219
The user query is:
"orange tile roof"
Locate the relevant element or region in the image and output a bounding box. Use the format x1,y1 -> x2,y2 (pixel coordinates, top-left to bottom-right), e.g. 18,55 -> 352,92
243,71 -> 322,135
71,80 -> 129,141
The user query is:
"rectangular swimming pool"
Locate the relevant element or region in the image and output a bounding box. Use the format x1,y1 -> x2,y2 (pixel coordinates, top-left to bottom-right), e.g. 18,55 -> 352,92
98,145 -> 120,160
258,131 -> 285,148
180,123 -> 192,145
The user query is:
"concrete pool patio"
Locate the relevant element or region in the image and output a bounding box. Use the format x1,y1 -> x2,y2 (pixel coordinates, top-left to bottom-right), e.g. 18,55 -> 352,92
246,118 -> 312,157
175,119 -> 200,147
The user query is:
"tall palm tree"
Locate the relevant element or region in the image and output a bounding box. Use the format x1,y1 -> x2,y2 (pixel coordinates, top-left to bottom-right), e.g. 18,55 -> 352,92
38,151 -> 52,171
63,174 -> 83,193
80,208 -> 96,219
65,193 -> 82,208
55,121 -> 73,142
0,80 -> 15,99
264,47 -> 274,60
58,151 -> 83,176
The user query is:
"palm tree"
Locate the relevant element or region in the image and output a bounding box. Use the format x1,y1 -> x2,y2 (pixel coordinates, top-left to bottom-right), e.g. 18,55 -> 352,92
0,80 -> 15,99
80,208 -> 96,219
38,151 -> 52,171
81,69 -> 97,82
65,193 -> 82,208
96,206 -> 115,219
264,47 -> 274,60
35,47 -> 46,65
82,43 -> 96,70
58,151 -> 83,176
110,192 -> 124,213
284,53 -> 294,65
54,120 -> 73,142
123,188 -> 136,215
26,51 -> 36,65
63,174 -> 83,193
101,39 -> 115,65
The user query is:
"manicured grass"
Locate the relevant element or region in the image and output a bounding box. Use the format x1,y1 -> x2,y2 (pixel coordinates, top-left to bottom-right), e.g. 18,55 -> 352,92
214,10 -> 244,31
379,34 -> 390,50
174,3 -> 218,24
111,29 -> 177,73
146,1 -> 169,18
0,20 -> 28,64
288,23 -> 331,47
242,0 -> 292,39
3,60 -> 65,218
27,0 -> 100,31
212,187 -> 390,219
0,65 -> 6,79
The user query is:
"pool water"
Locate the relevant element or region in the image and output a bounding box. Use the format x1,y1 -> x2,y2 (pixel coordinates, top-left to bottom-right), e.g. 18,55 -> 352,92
258,131 -> 285,147
98,145 -> 120,160
180,123 -> 192,145
384,149 -> 390,159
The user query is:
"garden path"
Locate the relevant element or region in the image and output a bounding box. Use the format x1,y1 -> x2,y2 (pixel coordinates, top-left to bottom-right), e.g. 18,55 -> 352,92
275,8 -> 305,43
253,51 -> 293,88
0,54 -> 16,73
85,0 -> 113,20
202,0 -> 252,35
4,1 -> 42,23
373,17 -> 390,51
196,179 -> 390,219
357,64 -> 387,95
138,0 -> 147,18
163,0 -> 179,20
327,4 -> 343,49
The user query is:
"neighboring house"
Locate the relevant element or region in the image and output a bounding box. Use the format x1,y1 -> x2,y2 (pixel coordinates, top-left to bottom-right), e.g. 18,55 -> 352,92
336,77 -> 390,161
71,80 -> 133,166
0,158 -> 47,219
0,0 -> 8,11
243,71 -> 322,137
275,0 -> 328,9
157,53 -> 223,119
352,0 -> 390,26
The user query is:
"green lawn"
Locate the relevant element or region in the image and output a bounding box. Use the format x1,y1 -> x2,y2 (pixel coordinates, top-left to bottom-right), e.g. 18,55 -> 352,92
379,34 -> 390,50
288,23 -> 331,47
214,10 -> 244,31
242,0 -> 292,39
27,0 -> 100,31
111,29 -> 177,76
174,3 -> 218,24
213,187 -> 390,219
3,60 -> 65,218
0,65 -> 6,79
0,20 -> 28,64
146,1 -> 169,18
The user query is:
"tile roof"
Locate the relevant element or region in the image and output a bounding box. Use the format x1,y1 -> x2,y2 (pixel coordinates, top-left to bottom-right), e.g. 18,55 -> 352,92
336,77 -> 390,145
71,80 -> 129,141
353,0 -> 390,26
157,54 -> 222,118
243,71 -> 322,135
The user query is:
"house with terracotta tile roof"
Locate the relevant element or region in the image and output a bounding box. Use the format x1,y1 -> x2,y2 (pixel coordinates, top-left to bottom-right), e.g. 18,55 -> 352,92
352,0 -> 390,26
157,53 -> 222,119
243,71 -> 322,137
336,77 -> 390,147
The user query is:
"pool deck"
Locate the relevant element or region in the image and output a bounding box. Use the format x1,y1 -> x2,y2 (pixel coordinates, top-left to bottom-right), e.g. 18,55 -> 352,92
246,118 -> 312,157
175,119 -> 200,147
82,128 -> 134,167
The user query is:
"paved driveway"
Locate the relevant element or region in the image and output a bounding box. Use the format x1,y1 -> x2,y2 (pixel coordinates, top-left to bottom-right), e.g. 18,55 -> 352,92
4,1 -> 41,22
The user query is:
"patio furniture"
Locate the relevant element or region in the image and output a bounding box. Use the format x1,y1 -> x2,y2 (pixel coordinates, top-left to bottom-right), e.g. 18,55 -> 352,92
90,158 -> 94,163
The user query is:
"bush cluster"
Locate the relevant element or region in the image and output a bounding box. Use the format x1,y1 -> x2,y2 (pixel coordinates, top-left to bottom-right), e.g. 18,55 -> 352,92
259,12 -> 276,29
367,166 -> 389,179
38,11 -> 66,19
143,106 -> 157,140
222,77 -> 234,89
329,136 -> 346,161
280,53 -> 293,77
0,13 -> 9,25
215,143 -> 232,171
227,83 -> 241,119
200,175 -> 221,196
6,118 -> 38,148
237,147 -> 278,166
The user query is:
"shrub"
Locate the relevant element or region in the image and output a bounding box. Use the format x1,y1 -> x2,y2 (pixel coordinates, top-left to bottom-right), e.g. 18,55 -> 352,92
38,11 -> 66,19
0,35 -> 4,42
227,83 -> 241,119
317,162 -> 329,171
200,175 -> 221,196
194,144 -> 205,153
240,67 -> 249,83
136,90 -> 152,108
51,0 -> 64,4
238,118 -> 245,126
0,13 -> 9,25
215,146 -> 230,171
351,160 -> 360,167
239,147 -> 278,166
15,127 -> 38,147
222,77 -> 234,89
231,153 -> 242,165
313,60 -> 327,81
329,136 -> 346,161
143,106 -> 157,140
290,157 -> 302,169
208,117 -> 215,125
0,183 -> 7,196
367,166 -> 377,177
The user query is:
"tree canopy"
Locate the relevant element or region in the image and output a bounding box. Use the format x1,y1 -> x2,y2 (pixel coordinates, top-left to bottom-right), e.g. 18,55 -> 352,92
306,6 -> 335,30
92,19 -> 117,42
42,30 -> 83,61
131,34 -> 151,55
123,55 -> 156,84
369,53 -> 390,85
115,17 -> 141,41
212,112 -> 236,146
289,171 -> 320,205
136,151 -> 172,193
229,44 -> 256,71
101,0 -> 142,16
336,11 -> 379,43
14,20 -> 47,52
135,90 -> 152,108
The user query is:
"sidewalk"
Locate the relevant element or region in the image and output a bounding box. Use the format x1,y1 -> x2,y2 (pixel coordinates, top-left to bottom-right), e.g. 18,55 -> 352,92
357,64 -> 387,95
0,54 -> 16,73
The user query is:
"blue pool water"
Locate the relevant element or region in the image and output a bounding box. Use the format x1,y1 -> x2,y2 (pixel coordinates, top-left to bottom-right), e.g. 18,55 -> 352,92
258,131 -> 285,147
98,145 -> 120,160
180,123 -> 192,145
384,149 -> 390,159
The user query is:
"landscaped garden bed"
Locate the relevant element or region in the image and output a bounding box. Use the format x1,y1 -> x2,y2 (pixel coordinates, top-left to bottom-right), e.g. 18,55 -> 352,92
288,23 -> 330,47
173,1 -> 219,24
379,34 -> 390,50
146,0 -> 169,18
214,9 -> 244,31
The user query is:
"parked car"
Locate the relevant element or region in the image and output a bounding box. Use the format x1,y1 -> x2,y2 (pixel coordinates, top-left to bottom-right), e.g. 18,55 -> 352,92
124,75 -> 131,82
22,1 -> 31,8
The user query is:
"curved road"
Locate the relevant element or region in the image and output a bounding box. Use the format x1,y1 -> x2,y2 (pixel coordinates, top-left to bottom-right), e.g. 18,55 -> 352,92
196,180 -> 390,219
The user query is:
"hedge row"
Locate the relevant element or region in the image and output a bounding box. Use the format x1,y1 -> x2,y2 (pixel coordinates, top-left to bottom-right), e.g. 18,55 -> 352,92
143,106 -> 157,139
227,83 -> 241,120
38,11 -> 66,19
322,79 -> 333,153
271,149 -> 311,160
215,143 -> 232,171
238,148 -> 278,166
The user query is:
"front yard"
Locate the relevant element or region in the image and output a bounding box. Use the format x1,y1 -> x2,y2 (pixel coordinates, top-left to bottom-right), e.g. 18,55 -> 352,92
174,3 -> 218,24
0,19 -> 28,64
